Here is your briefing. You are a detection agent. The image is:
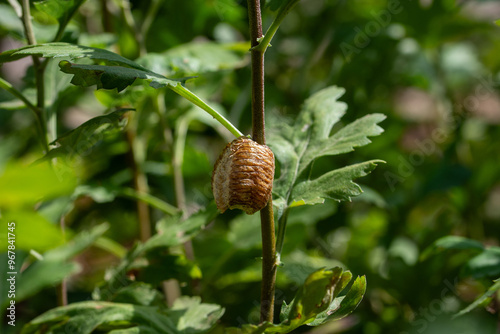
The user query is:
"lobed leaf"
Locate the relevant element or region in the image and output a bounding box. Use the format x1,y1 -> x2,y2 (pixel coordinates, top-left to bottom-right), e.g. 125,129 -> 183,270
268,86 -> 385,210
290,160 -> 383,206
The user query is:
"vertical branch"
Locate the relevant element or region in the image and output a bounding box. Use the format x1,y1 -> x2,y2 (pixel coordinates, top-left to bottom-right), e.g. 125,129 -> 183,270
247,0 -> 277,324
248,0 -> 265,145
126,125 -> 152,243
20,0 -> 49,153
56,216 -> 68,306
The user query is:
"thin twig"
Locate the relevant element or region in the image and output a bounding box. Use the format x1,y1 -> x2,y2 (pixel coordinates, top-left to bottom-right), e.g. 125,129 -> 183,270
247,0 -> 277,324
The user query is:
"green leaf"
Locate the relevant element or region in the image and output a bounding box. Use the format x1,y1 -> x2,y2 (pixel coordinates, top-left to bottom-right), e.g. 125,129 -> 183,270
34,0 -> 86,30
287,267 -> 342,323
0,43 -> 146,70
268,86 -> 385,208
495,19 -> 500,26
16,261 -> 80,304
143,202 -> 219,252
46,108 -> 132,159
21,297 -> 224,334
0,160 -> 76,208
463,247 -> 500,278
225,323 -> 273,334
110,282 -> 165,306
0,43 -> 242,137
95,206 -> 218,300
290,160 -> 384,206
137,41 -> 247,77
250,267 -> 365,333
15,224 -> 108,303
0,210 -> 66,252
420,235 -> 485,261
58,61 -> 180,92
307,275 -> 367,325
454,278 -> 500,318
134,253 -> 202,285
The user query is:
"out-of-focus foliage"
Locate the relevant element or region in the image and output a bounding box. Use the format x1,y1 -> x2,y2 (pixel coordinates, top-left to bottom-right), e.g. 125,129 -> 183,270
1,0 -> 500,333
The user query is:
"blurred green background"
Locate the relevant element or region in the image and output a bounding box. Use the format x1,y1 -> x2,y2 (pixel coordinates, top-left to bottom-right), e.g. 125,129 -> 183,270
1,0 -> 499,333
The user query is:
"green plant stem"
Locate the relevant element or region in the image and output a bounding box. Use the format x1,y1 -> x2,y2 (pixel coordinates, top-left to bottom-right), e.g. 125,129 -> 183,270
252,0 -> 301,54
140,0 -> 163,49
0,77 -> 39,115
120,188 -> 178,215
173,115 -> 189,215
125,123 -> 152,243
248,0 -> 277,324
275,207 -> 289,265
56,216 -> 68,306
120,0 -> 145,56
20,0 -> 49,153
170,84 -> 243,138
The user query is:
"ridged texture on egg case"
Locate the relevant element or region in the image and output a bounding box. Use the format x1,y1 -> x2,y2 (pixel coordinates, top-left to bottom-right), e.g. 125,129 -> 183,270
212,137 -> 275,215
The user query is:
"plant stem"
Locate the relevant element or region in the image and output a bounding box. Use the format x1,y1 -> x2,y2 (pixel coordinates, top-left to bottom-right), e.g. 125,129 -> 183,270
252,0 -> 301,54
170,85 -> 243,138
125,123 -> 152,243
140,0 -> 163,49
0,77 -> 40,115
56,216 -> 68,306
275,207 -> 289,265
248,0 -> 277,323
20,0 -> 49,153
119,188 -> 178,215
120,0 -> 145,56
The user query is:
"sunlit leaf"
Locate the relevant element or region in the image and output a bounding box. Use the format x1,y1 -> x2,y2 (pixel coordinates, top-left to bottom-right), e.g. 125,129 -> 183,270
0,210 -> 66,252
290,160 -> 383,206
0,160 -> 76,208
269,86 -> 385,210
